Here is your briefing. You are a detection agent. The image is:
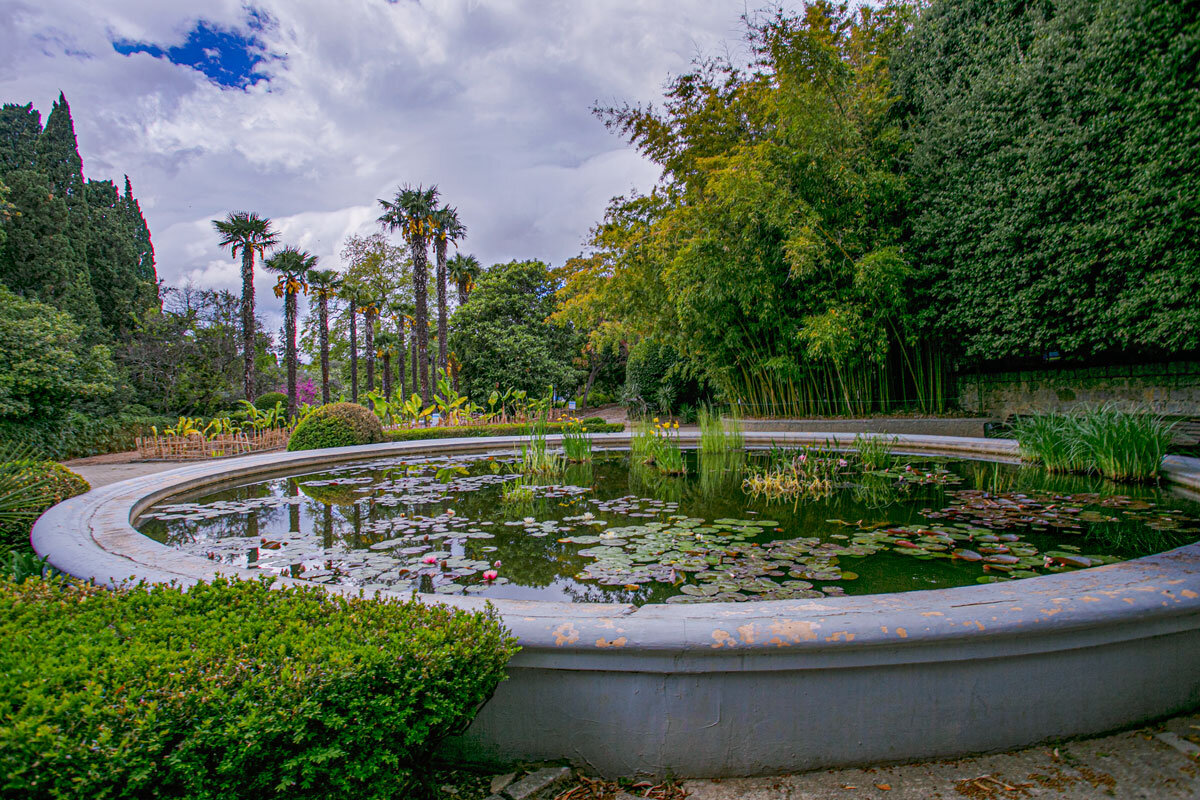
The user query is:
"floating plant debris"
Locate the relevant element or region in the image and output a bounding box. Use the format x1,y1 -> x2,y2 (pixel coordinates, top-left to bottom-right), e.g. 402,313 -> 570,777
136,450 -> 1200,605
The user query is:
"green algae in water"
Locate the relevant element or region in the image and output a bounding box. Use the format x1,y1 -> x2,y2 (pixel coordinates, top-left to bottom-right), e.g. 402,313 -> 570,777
135,450 -> 1200,605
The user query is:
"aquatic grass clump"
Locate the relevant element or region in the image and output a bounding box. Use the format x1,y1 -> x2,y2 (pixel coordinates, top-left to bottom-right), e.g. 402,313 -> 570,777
561,417 -> 593,463
698,405 -> 744,454
1011,406 -> 1173,482
852,433 -> 896,471
1074,406 -> 1173,483
1009,413 -> 1089,474
631,418 -> 685,474
519,414 -> 564,475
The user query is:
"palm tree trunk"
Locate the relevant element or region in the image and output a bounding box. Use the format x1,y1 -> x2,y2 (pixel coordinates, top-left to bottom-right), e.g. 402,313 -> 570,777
349,308 -> 359,403
413,237 -> 431,403
364,307 -> 376,404
382,352 -> 392,399
436,239 -> 448,374
285,290 -> 298,418
318,297 -> 330,405
457,281 -> 468,308
397,320 -> 407,399
241,248 -> 256,400
410,325 -> 418,399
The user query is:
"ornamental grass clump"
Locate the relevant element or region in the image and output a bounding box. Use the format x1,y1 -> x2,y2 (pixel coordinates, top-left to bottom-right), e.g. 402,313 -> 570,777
698,405 -> 743,454
519,414 -> 563,475
560,416 -> 593,463
635,418 -> 685,475
0,457 -> 89,551
852,433 -> 896,472
1010,406 -> 1172,483
0,576 -> 519,800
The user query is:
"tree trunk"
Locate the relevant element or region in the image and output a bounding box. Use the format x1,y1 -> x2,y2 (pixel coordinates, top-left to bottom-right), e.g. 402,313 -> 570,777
285,290 -> 297,419
457,282 -> 468,308
241,247 -> 256,400
364,306 -> 376,406
581,353 -> 607,411
412,236 -> 431,403
349,308 -> 358,403
436,238 -> 448,375
410,326 -> 419,401
318,296 -> 330,405
381,352 -> 392,399
397,319 -> 407,399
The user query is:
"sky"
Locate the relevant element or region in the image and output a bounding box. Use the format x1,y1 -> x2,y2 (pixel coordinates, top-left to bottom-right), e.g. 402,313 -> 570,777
0,0 -> 764,333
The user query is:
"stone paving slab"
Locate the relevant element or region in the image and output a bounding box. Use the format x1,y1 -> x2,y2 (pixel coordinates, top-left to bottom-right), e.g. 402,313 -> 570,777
682,713 -> 1200,800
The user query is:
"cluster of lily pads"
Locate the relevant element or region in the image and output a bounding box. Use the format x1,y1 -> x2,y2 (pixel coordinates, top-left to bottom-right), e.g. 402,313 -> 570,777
138,449 -> 1200,603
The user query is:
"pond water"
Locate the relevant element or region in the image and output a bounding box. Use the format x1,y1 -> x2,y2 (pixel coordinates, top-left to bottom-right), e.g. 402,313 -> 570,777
136,448 -> 1200,604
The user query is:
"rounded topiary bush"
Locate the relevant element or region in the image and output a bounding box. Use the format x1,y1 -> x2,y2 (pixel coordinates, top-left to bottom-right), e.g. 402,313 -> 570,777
0,577 -> 519,800
287,402 -> 383,451
253,391 -> 288,412
0,461 -> 89,550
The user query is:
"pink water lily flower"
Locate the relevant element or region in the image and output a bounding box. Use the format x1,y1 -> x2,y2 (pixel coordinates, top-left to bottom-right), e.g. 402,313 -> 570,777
483,570 -> 499,581
421,555 -> 439,565
493,560 -> 502,568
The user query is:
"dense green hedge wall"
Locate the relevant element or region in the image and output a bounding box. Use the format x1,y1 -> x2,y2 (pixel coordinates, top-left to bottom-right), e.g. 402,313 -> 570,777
898,0 -> 1200,361
385,420 -> 623,443
0,411 -> 171,461
0,577 -> 519,800
0,460 -> 89,550
287,402 -> 383,451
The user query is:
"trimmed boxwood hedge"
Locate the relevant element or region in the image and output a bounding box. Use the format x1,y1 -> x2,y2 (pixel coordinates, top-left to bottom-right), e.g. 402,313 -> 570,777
0,577 -> 519,800
253,391 -> 288,411
0,460 -> 89,551
385,420 -> 623,443
287,402 -> 384,451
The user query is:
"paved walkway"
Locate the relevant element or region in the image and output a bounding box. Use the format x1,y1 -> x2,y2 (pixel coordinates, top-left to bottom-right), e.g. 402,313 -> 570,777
682,713 -> 1200,799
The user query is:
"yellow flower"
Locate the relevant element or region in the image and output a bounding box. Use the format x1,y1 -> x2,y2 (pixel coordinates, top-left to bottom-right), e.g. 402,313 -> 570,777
653,417 -> 659,423
673,421 -> 679,429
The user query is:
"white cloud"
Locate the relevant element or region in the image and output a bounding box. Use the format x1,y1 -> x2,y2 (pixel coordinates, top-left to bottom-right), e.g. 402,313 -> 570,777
1,0 -> 761,325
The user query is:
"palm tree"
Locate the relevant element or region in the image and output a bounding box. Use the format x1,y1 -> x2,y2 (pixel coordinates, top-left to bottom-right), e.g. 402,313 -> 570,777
447,253 -> 481,307
378,184 -> 439,403
431,205 -> 467,372
263,246 -> 314,418
306,268 -> 342,404
213,211 -> 279,400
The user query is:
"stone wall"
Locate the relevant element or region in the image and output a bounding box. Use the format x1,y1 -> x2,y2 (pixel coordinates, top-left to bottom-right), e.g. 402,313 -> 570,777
958,361 -> 1200,419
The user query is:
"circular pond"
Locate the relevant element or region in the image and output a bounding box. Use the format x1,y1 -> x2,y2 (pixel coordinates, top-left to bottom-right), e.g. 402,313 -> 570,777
32,432 -> 1200,778
136,448 -> 1200,604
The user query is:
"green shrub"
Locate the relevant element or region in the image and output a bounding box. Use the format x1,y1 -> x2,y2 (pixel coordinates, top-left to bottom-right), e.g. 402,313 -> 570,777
0,577 -> 518,800
623,338 -> 703,415
0,461 -> 89,551
253,391 -> 289,412
385,421 -> 623,443
287,403 -> 384,451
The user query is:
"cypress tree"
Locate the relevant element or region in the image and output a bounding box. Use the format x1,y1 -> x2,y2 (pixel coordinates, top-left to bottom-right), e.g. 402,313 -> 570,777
0,103 -> 41,174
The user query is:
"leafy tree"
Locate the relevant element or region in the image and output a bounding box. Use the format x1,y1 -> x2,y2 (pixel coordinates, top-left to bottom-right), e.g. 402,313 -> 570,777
378,185 -> 439,402
896,0 -> 1200,362
306,268 -> 342,404
264,246 -> 315,417
431,204 -> 467,373
0,286 -> 114,418
448,253 -> 481,306
450,260 -> 583,402
212,211 -> 278,401
582,4 -> 926,415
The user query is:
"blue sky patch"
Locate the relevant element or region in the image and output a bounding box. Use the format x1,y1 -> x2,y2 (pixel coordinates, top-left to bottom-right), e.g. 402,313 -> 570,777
112,14 -> 273,89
